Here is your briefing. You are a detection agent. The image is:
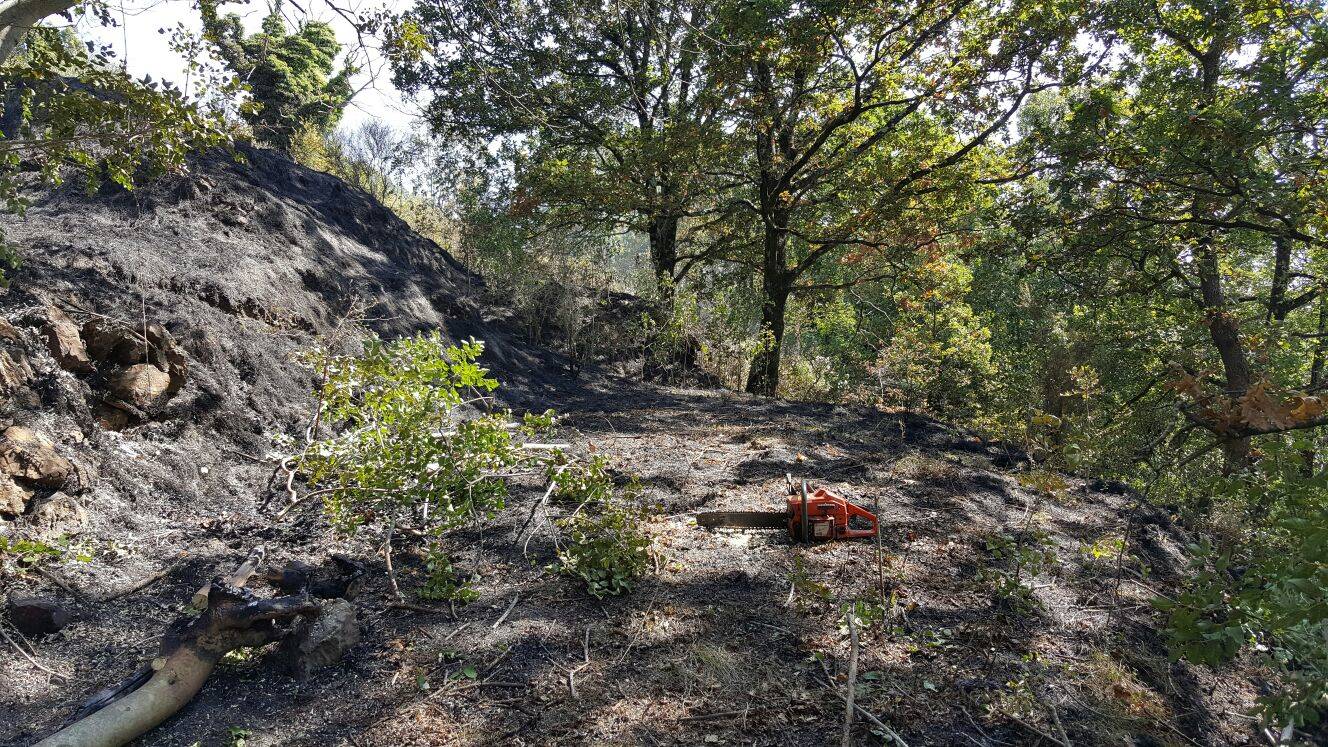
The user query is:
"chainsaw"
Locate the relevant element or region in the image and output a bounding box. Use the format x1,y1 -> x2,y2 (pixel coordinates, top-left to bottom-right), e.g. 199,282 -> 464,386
697,478 -> 878,543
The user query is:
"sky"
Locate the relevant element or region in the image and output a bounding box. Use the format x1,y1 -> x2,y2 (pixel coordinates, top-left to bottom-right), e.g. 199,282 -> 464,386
78,0 -> 418,134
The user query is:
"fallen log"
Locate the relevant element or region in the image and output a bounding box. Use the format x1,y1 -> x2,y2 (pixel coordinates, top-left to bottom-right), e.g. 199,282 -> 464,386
36,551 -> 318,747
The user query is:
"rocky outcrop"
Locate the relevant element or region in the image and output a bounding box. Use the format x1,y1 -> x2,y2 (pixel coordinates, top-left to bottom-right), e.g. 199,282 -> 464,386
0,426 -> 75,489
0,472 -> 33,516
106,363 -> 172,410
40,306 -> 94,373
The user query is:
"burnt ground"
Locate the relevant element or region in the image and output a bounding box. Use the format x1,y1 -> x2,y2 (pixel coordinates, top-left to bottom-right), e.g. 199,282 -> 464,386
0,148 -> 1268,746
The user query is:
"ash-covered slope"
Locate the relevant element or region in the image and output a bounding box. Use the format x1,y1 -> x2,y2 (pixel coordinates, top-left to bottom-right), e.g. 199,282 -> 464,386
3,145 -> 567,431
0,145 -> 588,743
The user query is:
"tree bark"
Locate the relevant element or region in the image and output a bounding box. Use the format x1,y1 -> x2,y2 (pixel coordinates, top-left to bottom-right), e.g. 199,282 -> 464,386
1195,237 -> 1254,469
746,221 -> 790,396
647,213 -> 680,304
1303,294 -> 1328,475
35,554 -> 319,747
0,0 -> 77,66
1268,235 -> 1291,322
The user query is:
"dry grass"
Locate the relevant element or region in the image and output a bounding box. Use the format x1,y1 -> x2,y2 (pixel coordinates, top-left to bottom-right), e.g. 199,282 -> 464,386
890,451 -> 962,482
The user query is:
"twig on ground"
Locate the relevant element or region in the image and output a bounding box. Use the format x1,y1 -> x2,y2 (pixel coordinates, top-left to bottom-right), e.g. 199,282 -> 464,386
441,621 -> 472,642
843,612 -> 859,747
816,674 -> 908,746
1049,702 -> 1071,747
959,705 -> 1011,745
1,623 -> 66,681
101,555 -> 186,603
1007,709 -> 1070,747
220,447 -> 269,464
387,602 -> 449,615
492,595 -> 519,629
679,710 -> 745,722
566,625 -> 591,699
518,466 -> 568,557
35,567 -> 88,603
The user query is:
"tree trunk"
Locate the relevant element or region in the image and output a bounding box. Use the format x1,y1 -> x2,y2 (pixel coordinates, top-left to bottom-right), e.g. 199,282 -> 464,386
647,213 -> 680,305
1268,235 -> 1291,322
0,0 -> 78,65
1196,237 -> 1253,469
746,223 -> 790,396
1303,294 -> 1328,475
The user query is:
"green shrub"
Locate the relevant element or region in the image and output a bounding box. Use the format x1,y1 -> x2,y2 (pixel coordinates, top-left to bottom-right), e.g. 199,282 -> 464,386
1158,524 -> 1328,728
552,463 -> 651,598
547,452 -> 613,505
282,332 -> 557,600
979,528 -> 1057,611
287,333 -> 553,533
420,546 -> 480,603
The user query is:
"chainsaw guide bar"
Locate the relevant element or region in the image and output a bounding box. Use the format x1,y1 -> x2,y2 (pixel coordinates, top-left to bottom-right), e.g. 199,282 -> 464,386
696,510 -> 788,529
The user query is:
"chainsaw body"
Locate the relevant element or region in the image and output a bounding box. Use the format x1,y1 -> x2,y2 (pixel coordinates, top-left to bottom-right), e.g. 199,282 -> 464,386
787,486 -> 878,542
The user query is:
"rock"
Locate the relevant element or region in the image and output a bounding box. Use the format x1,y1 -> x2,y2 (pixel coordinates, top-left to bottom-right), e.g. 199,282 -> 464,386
281,598 -> 359,678
28,491 -> 88,537
40,307 -> 94,374
106,364 -> 172,410
84,321 -> 188,396
0,349 -> 33,393
0,426 -> 74,488
0,472 -> 33,516
81,319 -> 147,367
93,403 -> 131,431
145,324 -> 188,394
0,317 -> 21,342
7,595 -> 70,636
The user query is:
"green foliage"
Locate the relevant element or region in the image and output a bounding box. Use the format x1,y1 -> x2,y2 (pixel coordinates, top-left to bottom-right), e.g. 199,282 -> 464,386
202,0 -> 353,150
552,461 -> 651,598
287,333 -> 560,541
419,545 -> 479,603
0,534 -> 63,576
980,528 -> 1058,612
547,453 -> 613,504
283,332 -> 651,602
871,256 -> 997,416
1158,447 -> 1328,727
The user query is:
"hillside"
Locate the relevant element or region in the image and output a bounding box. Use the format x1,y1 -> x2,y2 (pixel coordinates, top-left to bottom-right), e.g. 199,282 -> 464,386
0,149 -> 1266,746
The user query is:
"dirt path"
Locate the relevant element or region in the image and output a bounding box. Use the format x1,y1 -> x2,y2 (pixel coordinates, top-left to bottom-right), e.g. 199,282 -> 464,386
4,375 -> 1262,747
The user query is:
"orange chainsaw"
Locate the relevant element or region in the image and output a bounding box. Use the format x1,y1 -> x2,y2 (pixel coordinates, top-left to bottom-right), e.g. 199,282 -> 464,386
697,479 -> 878,543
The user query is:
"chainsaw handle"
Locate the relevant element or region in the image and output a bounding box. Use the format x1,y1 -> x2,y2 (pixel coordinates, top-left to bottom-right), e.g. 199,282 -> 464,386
799,480 -> 810,543
839,500 -> 878,539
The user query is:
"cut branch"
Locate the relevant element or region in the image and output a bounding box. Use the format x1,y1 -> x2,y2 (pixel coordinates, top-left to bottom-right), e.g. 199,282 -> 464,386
36,549 -> 318,747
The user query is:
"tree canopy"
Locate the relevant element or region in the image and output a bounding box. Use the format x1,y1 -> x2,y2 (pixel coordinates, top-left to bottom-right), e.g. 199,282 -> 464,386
202,0 -> 354,150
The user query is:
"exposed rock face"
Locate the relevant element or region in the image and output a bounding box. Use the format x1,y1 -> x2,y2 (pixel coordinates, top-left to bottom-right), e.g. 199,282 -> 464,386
0,348 -> 32,392
0,317 -> 19,342
40,306 -> 94,373
82,319 -> 188,395
0,472 -> 33,515
7,595 -> 71,636
281,598 -> 360,678
107,363 -> 172,410
0,426 -> 74,489
28,491 -> 88,537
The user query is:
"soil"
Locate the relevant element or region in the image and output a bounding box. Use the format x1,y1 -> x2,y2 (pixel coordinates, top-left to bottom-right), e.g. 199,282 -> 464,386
0,148 -> 1268,746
